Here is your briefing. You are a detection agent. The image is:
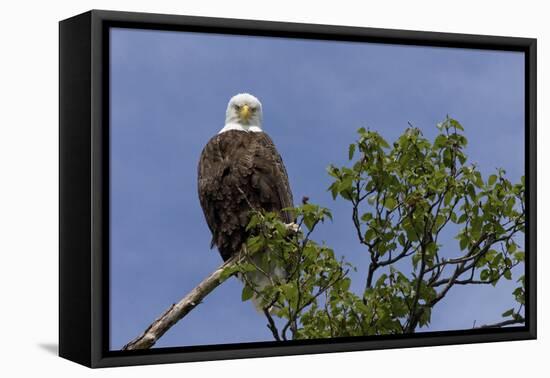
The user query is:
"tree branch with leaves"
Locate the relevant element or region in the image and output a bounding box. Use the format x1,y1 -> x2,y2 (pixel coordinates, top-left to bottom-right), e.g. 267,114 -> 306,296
122,116 -> 525,349
239,116 -> 525,339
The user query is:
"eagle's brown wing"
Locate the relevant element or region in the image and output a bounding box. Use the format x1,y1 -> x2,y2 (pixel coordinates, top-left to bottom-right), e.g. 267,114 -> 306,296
197,133 -> 224,249
197,130 -> 294,261
253,132 -> 294,223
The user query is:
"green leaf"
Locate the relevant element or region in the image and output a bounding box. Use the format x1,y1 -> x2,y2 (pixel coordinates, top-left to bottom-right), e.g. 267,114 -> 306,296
348,143 -> 356,161
467,184 -> 476,201
418,307 -> 432,327
398,233 -> 406,247
480,269 -> 490,281
404,223 -> 419,242
501,308 -> 514,318
329,182 -> 339,200
444,191 -> 453,206
247,235 -> 264,253
365,228 -> 376,242
473,172 -> 484,188
503,269 -> 512,280
282,284 -> 298,303
376,274 -> 388,287
378,136 -> 390,149
304,215 -> 315,231
457,213 -> 468,224
450,212 -> 458,224
459,236 -> 468,251
488,174 -> 498,186
434,134 -> 447,149
327,165 -> 339,178
426,242 -> 438,257
514,251 -> 525,262
450,118 -> 464,131
340,278 -> 351,292
246,215 -> 260,231
384,197 -> 397,210
361,212 -> 373,222
241,285 -> 254,302
220,265 -> 239,281
412,253 -> 421,270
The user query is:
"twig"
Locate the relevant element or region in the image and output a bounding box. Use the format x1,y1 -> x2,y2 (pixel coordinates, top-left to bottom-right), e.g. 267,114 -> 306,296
264,307 -> 281,341
477,318 -> 525,328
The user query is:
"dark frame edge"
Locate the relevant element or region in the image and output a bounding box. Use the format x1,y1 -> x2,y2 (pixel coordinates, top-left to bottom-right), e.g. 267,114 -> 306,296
90,9 -> 110,369
94,329 -> 535,368
59,11 -> 93,368
89,9 -> 535,50
526,38 -> 537,339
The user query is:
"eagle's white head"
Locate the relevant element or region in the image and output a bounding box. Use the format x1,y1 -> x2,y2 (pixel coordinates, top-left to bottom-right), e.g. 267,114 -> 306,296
219,93 -> 263,134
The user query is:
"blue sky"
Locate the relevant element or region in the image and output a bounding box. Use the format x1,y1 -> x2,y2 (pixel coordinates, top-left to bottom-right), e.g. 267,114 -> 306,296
109,27 -> 525,350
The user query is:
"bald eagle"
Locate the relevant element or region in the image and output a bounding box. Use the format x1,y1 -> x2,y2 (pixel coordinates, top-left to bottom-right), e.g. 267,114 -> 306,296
197,93 -> 294,311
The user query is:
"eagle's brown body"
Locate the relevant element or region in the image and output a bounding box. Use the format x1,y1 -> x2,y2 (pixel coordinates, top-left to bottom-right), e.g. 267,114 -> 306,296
198,130 -> 293,261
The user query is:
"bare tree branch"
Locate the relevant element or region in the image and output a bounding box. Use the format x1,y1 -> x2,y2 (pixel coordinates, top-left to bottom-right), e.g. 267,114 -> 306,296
477,317 -> 525,329
122,253 -> 242,350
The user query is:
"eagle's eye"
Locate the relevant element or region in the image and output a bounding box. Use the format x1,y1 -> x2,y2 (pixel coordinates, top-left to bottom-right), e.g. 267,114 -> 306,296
234,104 -> 241,111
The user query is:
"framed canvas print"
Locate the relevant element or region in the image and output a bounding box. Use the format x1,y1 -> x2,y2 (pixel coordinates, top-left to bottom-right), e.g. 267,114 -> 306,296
59,9 -> 537,368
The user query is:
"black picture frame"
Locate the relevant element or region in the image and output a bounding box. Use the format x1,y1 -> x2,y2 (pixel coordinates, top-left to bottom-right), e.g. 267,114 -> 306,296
59,9 -> 537,368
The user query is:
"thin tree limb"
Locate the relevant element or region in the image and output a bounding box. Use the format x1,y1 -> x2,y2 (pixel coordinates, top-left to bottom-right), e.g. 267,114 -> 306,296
263,307 -> 281,341
477,317 -> 525,328
122,253 -> 242,350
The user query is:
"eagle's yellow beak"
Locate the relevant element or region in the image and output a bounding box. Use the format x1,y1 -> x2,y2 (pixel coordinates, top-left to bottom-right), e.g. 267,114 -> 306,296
239,104 -> 251,121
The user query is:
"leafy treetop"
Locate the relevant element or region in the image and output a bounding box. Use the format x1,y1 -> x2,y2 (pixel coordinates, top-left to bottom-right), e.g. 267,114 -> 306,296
226,116 -> 525,340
